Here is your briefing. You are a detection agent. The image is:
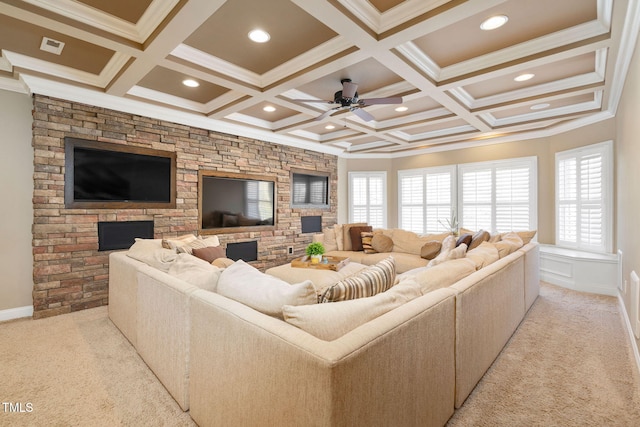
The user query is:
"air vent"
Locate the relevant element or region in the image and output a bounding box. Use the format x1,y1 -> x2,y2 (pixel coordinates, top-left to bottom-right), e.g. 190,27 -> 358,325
40,37 -> 65,55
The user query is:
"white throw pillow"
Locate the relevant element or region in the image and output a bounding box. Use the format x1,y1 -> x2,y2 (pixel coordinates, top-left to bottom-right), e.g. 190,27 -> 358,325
283,279 -> 422,341
217,260 -> 317,318
167,253 -> 222,292
427,235 -> 457,267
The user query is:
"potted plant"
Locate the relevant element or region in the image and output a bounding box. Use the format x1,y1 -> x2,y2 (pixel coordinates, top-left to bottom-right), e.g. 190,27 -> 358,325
306,242 -> 325,264
438,210 -> 459,237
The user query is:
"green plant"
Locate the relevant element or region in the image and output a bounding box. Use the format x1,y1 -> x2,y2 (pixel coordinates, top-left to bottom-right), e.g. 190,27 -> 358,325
306,242 -> 325,256
438,210 -> 459,234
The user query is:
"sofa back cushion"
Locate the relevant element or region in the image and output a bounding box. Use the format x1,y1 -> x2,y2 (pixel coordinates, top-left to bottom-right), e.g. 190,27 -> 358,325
168,253 -> 222,292
320,257 -> 396,303
465,241 -> 500,270
413,258 -> 477,294
217,260 -> 317,318
127,238 -> 178,272
283,278 -> 421,341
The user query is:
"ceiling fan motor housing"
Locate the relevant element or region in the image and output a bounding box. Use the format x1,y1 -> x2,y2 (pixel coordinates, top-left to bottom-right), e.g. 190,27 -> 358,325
334,90 -> 358,106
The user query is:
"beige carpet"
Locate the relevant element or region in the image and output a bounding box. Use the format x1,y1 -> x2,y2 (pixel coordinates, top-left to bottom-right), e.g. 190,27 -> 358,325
0,282 -> 638,426
448,283 -> 640,426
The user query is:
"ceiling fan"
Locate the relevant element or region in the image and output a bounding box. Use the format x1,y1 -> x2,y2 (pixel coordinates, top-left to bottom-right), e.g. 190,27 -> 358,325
294,79 -> 403,122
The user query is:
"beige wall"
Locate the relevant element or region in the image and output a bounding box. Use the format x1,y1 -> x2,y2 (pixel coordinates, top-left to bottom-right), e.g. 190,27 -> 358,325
616,27 -> 640,352
345,119 -> 615,244
0,90 -> 34,312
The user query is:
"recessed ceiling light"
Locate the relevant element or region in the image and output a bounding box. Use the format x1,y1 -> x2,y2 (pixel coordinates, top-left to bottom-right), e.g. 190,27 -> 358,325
395,106 -> 408,112
325,125 -> 335,130
248,29 -> 270,43
480,15 -> 508,31
263,105 -> 276,112
514,73 -> 535,82
530,103 -> 550,110
182,79 -> 199,87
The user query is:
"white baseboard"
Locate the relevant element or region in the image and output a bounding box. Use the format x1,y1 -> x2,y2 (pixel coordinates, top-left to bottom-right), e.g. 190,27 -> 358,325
618,292 -> 640,379
0,305 -> 33,322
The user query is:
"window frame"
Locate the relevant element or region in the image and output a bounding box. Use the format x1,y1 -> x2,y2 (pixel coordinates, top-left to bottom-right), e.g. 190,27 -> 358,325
555,141 -> 613,253
397,165 -> 457,234
348,171 -> 387,228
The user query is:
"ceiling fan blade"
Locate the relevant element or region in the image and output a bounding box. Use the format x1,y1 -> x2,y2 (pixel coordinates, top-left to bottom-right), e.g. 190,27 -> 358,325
314,107 -> 339,121
359,97 -> 403,105
292,99 -> 335,104
353,108 -> 374,122
342,81 -> 358,99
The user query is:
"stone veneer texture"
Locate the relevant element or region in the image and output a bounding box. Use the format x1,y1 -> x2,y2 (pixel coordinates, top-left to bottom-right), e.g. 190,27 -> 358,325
31,95 -> 337,319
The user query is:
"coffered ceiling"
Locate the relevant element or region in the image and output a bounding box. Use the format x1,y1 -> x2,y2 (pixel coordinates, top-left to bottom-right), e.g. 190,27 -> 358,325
1,0 -> 639,157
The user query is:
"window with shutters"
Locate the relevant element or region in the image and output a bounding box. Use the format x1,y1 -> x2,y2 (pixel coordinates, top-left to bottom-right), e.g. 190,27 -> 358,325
458,157 -> 537,234
555,141 -> 612,253
398,166 -> 456,234
348,172 -> 387,228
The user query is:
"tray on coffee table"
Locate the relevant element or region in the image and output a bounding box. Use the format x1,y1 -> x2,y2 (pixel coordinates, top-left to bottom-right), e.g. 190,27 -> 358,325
291,255 -> 350,271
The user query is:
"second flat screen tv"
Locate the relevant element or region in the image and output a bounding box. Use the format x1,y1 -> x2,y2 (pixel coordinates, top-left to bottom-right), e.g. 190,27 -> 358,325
200,173 -> 275,231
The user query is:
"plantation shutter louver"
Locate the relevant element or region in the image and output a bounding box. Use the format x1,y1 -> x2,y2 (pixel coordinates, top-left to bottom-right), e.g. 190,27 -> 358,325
349,172 -> 386,228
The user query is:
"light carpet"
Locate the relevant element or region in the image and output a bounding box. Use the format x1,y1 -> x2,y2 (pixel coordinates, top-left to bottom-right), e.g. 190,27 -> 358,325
0,282 -> 638,426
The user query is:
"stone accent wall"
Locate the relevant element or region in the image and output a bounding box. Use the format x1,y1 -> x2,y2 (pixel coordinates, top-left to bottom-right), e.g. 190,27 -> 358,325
31,95 -> 337,319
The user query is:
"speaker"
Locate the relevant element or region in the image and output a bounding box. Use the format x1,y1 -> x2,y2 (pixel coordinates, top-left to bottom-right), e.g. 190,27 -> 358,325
301,216 -> 322,233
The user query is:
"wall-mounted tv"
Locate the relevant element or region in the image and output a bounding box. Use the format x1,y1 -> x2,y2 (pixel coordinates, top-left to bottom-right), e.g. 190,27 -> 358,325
199,171 -> 276,234
291,169 -> 330,208
64,138 -> 176,209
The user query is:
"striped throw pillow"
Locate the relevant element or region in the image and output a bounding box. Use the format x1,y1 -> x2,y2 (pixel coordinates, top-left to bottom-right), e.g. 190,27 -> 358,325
361,231 -> 377,254
320,257 -> 396,303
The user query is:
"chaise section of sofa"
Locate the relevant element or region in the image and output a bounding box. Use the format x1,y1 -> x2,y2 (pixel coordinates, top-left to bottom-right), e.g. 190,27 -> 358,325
188,287 -> 458,427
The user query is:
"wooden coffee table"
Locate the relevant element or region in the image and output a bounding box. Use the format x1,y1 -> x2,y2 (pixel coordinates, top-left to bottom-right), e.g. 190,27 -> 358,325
290,255 -> 350,271
265,259 -> 366,296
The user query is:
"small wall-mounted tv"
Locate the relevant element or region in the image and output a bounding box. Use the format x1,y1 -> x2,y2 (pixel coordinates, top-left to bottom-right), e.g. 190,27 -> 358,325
64,138 -> 176,209
291,169 -> 330,208
199,171 -> 276,234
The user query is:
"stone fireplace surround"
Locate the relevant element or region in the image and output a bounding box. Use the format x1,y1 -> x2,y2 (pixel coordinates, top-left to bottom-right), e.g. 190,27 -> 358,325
31,95 -> 337,319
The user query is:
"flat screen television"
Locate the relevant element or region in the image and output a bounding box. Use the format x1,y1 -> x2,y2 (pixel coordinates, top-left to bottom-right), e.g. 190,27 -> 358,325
64,138 -> 176,209
291,170 -> 330,208
199,171 -> 276,233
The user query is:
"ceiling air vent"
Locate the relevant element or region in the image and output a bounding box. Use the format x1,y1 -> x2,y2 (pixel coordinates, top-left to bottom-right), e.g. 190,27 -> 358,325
40,37 -> 65,55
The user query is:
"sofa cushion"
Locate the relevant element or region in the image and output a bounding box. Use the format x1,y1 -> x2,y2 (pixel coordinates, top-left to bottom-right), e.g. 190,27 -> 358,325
168,253 -> 222,292
342,223 -> 368,251
494,232 -> 524,258
322,227 -> 339,252
217,260 -> 317,318
127,238 -> 178,272
371,234 -> 394,253
465,241 -> 500,269
192,246 -> 226,263
334,224 -> 344,251
349,225 -> 373,251
515,230 -> 537,244
412,258 -> 477,294
468,230 -> 490,250
359,251 -> 428,274
420,241 -> 442,260
320,257 -> 396,303
283,278 -> 421,341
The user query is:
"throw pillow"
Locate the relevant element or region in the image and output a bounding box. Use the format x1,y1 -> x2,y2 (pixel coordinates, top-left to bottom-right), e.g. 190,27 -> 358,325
468,230 -> 490,250
167,253 -> 222,292
320,256 -> 396,303
192,246 -> 226,263
217,260 -> 317,318
176,235 -> 221,255
212,257 -> 234,269
283,278 -> 421,341
420,240 -> 441,260
371,234 -> 394,253
361,231 -> 377,254
494,232 -> 524,258
342,223 -> 368,251
334,224 -> 344,251
162,234 -> 198,251
456,233 -> 472,248
427,235 -> 457,267
322,227 -> 339,252
127,238 -> 178,272
349,225 -> 373,251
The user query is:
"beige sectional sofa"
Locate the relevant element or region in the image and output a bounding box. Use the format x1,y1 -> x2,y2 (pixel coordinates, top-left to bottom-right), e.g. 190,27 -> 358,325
108,232 -> 539,427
